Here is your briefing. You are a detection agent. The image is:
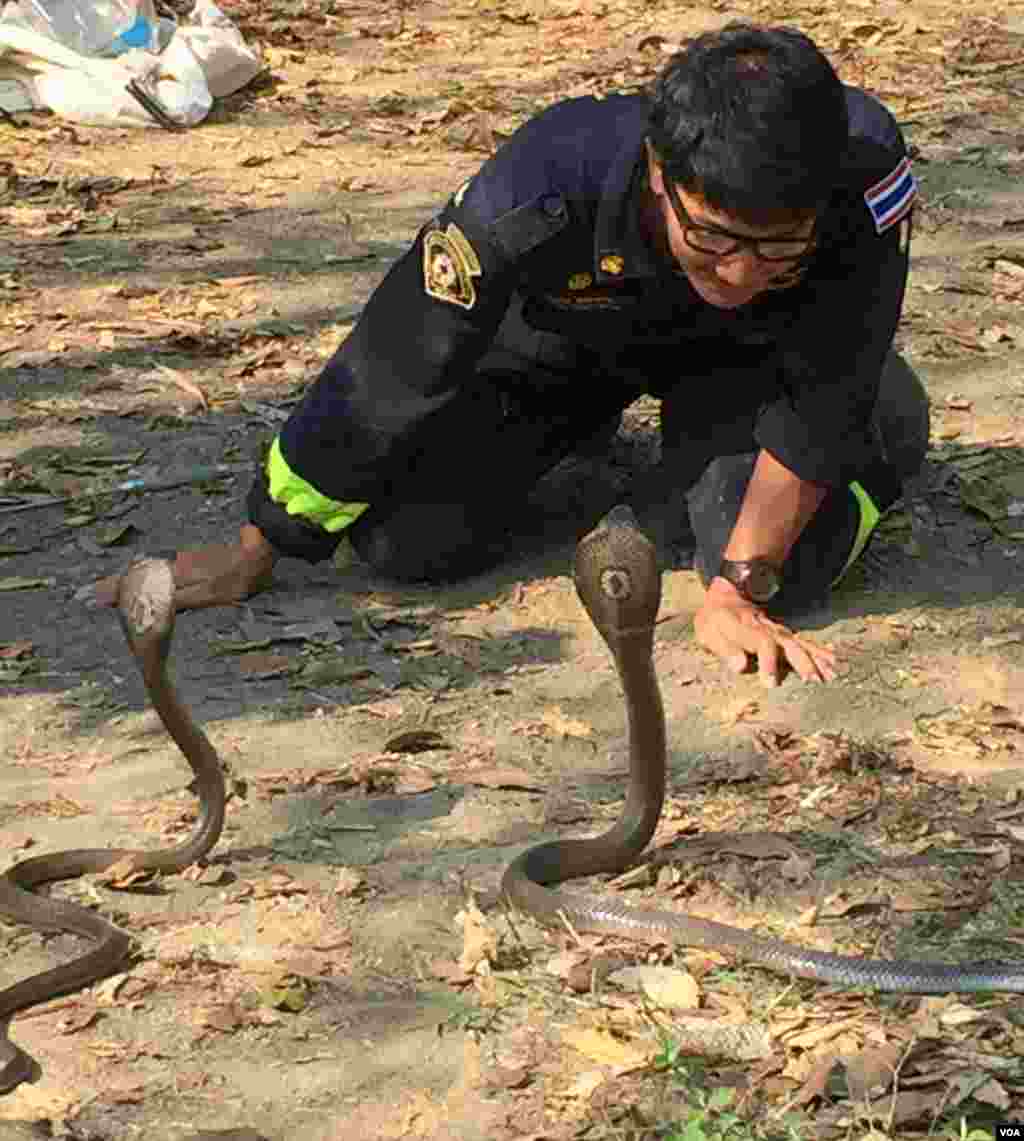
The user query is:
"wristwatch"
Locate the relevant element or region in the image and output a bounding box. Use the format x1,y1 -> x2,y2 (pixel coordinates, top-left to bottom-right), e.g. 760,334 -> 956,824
716,558 -> 782,604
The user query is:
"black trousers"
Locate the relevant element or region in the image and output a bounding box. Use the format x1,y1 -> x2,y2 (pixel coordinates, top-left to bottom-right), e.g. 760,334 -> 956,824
330,306 -> 929,604
661,352 -> 929,612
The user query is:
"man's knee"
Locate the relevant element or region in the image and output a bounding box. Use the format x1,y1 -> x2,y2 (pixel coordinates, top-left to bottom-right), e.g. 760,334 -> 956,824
873,353 -> 930,481
348,503 -> 501,583
246,475 -> 341,564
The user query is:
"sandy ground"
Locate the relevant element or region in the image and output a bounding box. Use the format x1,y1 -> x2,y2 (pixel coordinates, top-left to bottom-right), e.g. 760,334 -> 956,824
2,1 -> 1024,1138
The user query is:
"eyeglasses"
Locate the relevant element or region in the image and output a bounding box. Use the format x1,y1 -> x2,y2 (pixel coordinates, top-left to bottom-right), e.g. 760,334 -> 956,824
664,178 -> 817,263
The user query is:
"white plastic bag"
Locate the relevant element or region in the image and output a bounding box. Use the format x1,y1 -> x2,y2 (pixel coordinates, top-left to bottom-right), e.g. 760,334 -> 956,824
0,20 -> 211,125
176,0 -> 260,99
0,0 -> 158,58
0,0 -> 258,125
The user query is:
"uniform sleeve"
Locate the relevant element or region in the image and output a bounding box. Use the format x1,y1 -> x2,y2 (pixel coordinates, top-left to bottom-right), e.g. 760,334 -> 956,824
275,190 -> 522,503
269,96 -> 582,511
755,162 -> 913,488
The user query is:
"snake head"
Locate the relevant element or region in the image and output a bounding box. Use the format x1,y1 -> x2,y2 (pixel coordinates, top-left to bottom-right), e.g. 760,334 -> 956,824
116,558 -> 176,676
574,505 -> 661,643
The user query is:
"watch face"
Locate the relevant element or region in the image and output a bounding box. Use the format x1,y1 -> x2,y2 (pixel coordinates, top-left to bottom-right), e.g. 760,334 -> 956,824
720,558 -> 781,603
746,562 -> 781,603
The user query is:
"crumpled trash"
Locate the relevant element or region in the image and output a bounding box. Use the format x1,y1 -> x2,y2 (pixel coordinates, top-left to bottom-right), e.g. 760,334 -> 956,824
1,0 -> 161,58
0,0 -> 260,126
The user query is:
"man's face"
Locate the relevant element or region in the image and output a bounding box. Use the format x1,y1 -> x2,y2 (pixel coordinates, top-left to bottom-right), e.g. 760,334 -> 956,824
647,149 -> 817,310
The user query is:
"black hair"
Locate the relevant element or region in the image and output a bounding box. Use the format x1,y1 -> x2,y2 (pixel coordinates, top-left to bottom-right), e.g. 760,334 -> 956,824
647,23 -> 849,221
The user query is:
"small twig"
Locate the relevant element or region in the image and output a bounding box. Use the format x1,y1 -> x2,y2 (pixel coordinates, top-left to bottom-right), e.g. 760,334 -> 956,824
11,995 -> 80,1021
886,1032 -> 919,1135
306,691 -> 342,708
0,496 -> 66,516
556,907 -> 584,944
762,978 -> 799,1016
0,463 -> 252,516
501,896 -> 528,952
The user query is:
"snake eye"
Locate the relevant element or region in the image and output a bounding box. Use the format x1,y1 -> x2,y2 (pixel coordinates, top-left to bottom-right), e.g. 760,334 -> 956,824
599,567 -> 632,600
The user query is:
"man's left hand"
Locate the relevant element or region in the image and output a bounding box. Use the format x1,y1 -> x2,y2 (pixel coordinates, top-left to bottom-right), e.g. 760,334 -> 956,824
694,578 -> 838,686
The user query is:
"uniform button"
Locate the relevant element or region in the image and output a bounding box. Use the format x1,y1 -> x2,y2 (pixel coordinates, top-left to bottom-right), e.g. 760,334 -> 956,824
541,195 -> 566,219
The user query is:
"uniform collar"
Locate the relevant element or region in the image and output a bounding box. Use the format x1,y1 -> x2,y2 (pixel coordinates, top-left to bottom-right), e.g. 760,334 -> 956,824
594,139 -> 661,283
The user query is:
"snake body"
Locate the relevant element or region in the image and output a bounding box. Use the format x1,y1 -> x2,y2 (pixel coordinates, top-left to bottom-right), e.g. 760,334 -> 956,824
0,559 -> 226,1093
502,505 -> 1024,993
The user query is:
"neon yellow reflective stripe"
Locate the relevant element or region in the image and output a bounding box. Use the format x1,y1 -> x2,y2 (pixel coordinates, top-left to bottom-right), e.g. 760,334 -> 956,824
266,438 -> 369,534
832,479 -> 881,586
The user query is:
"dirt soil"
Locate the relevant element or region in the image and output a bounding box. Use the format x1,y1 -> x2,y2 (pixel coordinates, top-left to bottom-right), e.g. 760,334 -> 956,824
3,2 -> 1024,1139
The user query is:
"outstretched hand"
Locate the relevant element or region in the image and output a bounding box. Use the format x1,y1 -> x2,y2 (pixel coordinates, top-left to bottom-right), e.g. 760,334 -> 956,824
694,578 -> 838,687
76,526 -> 276,613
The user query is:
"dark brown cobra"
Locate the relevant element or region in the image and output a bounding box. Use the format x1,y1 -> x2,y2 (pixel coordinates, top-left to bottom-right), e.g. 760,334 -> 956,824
502,505 -> 1024,992
0,559 -> 226,1093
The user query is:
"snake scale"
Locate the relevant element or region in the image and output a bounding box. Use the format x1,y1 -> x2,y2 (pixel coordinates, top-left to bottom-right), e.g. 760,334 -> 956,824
0,559 -> 226,1094
502,505 -> 1024,993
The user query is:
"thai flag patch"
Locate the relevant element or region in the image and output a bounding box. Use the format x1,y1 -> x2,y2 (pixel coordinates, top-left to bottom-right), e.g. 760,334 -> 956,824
864,156 -> 917,234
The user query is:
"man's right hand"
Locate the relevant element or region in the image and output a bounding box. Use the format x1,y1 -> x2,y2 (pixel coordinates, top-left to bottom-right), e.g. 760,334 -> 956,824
694,576 -> 838,687
79,524 -> 277,612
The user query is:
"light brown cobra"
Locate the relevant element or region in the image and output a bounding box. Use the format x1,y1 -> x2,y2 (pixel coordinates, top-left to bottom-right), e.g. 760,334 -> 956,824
0,558 -> 226,1093
502,505 -> 1024,992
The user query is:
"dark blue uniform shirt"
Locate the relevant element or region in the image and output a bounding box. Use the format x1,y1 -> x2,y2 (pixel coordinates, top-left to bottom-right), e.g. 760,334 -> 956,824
275,85 -> 914,524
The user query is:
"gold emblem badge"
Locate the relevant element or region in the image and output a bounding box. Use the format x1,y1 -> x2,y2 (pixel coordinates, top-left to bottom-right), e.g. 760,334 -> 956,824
599,254 -> 625,276
567,272 -> 593,291
423,223 -> 482,311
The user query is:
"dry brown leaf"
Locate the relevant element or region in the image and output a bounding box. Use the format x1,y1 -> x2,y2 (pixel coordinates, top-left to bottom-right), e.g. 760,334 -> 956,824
56,1006 -> 100,1036
556,950 -> 629,994
47,793 -> 87,818
540,706 -> 593,740
463,765 -> 544,791
393,765 -> 437,794
868,1089 -> 949,1128
182,864 -> 229,886
384,729 -> 447,753
485,1064 -> 531,1091
981,324 -> 1016,345
720,699 -> 760,725
430,958 -> 473,986
841,1041 -> 904,1101
938,1001 -> 990,1028
237,651 -> 292,678
608,965 -> 700,1010
971,1077 -> 1010,1110
785,1049 -> 839,1099
267,869 -> 305,895
560,1027 -> 652,1072
97,854 -> 149,888
0,640 -> 33,658
200,1002 -> 246,1033
117,977 -> 154,1004
93,972 -> 131,1006
102,1078 -> 147,1104
558,1068 -> 605,1100
784,1016 -> 863,1051
546,948 -> 592,980
993,258 -> 1024,300
333,867 -> 365,896
156,364 -> 209,411
456,901 -> 498,972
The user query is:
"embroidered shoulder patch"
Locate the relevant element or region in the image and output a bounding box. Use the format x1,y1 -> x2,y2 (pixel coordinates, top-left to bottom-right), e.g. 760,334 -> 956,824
423,223 -> 482,310
864,156 -> 917,234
